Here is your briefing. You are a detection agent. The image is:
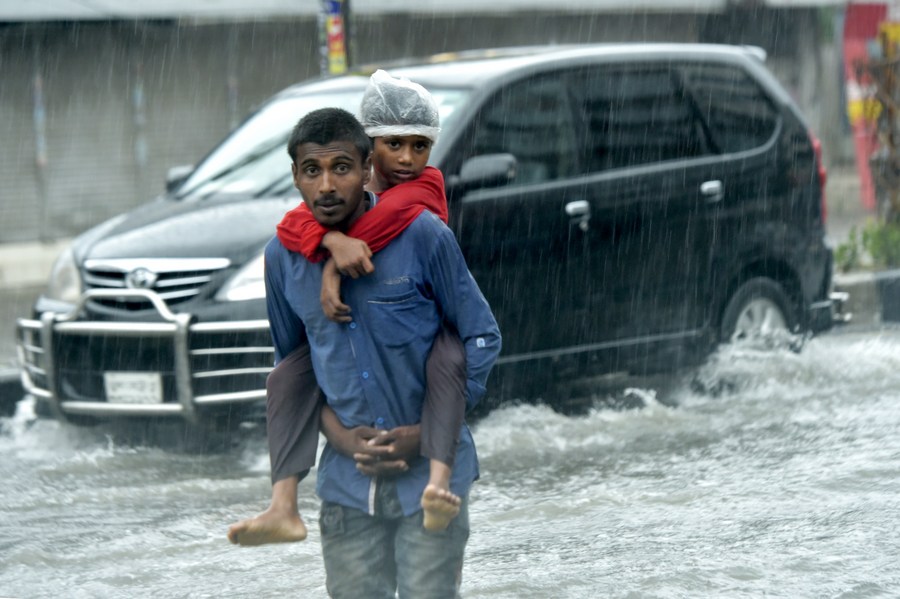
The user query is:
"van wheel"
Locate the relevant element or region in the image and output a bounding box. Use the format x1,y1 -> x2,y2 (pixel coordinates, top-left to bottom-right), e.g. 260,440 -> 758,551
720,277 -> 796,343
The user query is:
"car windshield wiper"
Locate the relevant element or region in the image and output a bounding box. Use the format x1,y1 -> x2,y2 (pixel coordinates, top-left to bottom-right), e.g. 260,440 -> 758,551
176,135 -> 288,199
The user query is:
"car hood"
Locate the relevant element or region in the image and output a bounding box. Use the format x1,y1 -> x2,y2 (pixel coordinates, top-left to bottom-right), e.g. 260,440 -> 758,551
73,194 -> 299,264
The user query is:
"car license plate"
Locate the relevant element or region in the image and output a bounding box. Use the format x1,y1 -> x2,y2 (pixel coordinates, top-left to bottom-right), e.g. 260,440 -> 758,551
103,372 -> 163,404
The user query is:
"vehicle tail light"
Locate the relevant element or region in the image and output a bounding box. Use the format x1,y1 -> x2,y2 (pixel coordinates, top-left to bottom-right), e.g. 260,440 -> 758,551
809,130 -> 827,224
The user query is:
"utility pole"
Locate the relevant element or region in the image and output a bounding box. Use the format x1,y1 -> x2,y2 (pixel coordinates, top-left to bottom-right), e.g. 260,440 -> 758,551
319,0 -> 351,77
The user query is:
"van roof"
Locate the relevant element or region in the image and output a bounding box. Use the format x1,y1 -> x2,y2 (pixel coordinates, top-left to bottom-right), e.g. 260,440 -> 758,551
283,43 -> 767,97
366,43 -> 765,84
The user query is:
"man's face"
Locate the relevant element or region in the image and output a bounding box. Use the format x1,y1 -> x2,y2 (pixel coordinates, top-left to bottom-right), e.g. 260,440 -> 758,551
372,135 -> 432,189
292,141 -> 371,229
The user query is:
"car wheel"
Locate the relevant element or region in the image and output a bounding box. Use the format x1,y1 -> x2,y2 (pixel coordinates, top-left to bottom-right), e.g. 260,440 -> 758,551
720,277 -> 796,344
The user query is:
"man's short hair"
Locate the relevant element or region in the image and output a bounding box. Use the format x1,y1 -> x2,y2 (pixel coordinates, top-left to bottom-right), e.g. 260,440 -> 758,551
287,107 -> 371,163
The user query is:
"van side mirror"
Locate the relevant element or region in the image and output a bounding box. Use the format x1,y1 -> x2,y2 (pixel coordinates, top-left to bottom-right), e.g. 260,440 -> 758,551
165,164 -> 194,194
449,154 -> 517,192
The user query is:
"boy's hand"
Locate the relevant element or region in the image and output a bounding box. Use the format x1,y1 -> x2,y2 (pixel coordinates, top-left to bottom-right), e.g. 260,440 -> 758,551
354,425 -> 422,477
322,231 -> 374,279
321,258 -> 352,322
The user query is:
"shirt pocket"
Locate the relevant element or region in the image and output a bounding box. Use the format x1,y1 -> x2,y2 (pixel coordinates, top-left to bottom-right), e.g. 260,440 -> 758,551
366,289 -> 433,348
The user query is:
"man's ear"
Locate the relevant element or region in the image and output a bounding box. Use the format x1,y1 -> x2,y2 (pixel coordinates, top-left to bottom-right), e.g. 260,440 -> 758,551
362,155 -> 372,185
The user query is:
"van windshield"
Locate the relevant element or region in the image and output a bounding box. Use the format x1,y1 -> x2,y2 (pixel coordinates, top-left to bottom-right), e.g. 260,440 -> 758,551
175,86 -> 470,200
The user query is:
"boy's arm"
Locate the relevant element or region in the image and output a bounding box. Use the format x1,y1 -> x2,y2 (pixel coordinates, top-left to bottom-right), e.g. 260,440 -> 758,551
275,203 -> 331,262
321,232 -> 373,278
320,258 -> 351,322
319,167 -> 447,273
320,168 -> 447,322
425,221 -> 502,412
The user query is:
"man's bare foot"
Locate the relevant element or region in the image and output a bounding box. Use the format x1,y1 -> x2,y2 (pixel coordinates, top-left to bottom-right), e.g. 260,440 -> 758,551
227,506 -> 308,546
421,484 -> 461,532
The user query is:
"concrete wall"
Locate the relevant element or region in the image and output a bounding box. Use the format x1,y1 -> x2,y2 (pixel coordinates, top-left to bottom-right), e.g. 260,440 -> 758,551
0,9 -> 847,243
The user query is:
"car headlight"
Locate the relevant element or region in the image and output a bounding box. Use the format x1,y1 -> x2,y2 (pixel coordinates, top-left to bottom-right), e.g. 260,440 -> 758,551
216,253 -> 266,301
45,247 -> 82,303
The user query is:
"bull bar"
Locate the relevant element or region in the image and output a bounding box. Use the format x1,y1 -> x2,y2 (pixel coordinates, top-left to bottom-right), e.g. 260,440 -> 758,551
15,288 -> 272,424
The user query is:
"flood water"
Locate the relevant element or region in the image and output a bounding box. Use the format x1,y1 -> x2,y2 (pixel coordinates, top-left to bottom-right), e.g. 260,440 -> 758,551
2,328 -> 900,598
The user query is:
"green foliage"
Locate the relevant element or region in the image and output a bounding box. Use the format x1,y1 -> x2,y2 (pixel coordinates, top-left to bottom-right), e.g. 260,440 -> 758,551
835,221 -> 900,271
862,219 -> 900,268
834,226 -> 860,273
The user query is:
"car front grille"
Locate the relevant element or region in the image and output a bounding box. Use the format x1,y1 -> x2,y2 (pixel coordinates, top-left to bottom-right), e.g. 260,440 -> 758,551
83,258 -> 231,311
16,314 -> 273,415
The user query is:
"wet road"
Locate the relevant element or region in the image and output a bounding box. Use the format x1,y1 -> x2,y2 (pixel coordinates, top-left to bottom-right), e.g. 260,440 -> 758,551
2,327 -> 900,598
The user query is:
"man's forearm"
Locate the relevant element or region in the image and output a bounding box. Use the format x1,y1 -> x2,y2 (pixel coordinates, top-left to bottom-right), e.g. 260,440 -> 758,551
319,403 -> 354,457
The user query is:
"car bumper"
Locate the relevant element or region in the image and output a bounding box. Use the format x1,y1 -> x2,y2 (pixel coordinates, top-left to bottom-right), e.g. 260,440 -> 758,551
15,288 -> 272,423
808,291 -> 851,333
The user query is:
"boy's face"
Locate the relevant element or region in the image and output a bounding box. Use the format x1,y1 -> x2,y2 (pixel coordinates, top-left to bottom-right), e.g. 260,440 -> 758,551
372,135 -> 432,189
292,140 -> 371,229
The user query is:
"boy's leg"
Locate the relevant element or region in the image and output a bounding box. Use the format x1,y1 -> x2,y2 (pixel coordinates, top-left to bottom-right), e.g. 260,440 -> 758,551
227,345 -> 322,546
395,495 -> 470,599
266,344 -> 323,484
421,326 -> 467,530
421,326 -> 466,468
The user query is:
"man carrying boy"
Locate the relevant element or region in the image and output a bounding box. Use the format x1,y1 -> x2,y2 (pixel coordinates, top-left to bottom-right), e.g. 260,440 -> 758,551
228,71 -> 472,546
262,107 -> 500,597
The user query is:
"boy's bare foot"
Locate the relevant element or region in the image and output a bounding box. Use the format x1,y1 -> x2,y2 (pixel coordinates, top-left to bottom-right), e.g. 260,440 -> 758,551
421,484 -> 461,532
227,506 -> 308,546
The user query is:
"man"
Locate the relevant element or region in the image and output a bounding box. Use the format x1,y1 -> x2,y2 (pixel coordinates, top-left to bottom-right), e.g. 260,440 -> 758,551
265,107 -> 501,597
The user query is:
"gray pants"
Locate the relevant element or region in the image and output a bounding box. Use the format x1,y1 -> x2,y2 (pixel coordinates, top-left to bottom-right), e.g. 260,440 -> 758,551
319,480 -> 469,599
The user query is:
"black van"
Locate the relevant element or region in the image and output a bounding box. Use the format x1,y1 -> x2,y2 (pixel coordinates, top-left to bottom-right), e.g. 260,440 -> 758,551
16,44 -> 842,425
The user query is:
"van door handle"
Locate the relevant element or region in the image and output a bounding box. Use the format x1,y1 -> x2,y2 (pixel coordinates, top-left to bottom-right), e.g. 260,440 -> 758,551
701,180 -> 724,203
565,200 -> 591,231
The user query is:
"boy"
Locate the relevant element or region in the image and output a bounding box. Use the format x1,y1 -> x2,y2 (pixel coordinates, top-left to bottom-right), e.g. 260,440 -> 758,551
228,71 -> 471,546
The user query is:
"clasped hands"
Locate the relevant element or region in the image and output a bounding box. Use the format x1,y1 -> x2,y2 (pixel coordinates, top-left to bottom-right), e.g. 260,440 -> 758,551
347,424 -> 421,477
322,404 -> 420,477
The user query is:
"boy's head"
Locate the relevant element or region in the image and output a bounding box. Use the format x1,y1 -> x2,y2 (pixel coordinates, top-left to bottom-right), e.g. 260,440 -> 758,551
288,107 -> 372,229
359,69 -> 440,143
360,70 -> 440,190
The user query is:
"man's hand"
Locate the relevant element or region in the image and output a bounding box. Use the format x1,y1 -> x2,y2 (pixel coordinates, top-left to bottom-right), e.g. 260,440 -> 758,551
320,405 -> 419,477
353,425 -> 422,478
321,258 -> 352,322
322,231 -> 374,279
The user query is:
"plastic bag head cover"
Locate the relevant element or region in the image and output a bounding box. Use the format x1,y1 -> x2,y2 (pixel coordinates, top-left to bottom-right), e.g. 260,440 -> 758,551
360,69 -> 441,142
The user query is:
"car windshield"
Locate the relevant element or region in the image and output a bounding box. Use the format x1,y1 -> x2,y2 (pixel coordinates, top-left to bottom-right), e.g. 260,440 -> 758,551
175,85 -> 471,200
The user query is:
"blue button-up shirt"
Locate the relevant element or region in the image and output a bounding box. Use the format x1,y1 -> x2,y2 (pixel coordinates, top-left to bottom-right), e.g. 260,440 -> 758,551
264,207 -> 502,516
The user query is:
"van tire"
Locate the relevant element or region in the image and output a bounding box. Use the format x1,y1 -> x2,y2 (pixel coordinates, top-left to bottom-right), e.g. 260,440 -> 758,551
720,277 -> 796,343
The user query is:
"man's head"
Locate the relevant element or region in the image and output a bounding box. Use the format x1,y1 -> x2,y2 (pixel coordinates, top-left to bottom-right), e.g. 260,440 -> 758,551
288,107 -> 372,229
360,70 -> 440,190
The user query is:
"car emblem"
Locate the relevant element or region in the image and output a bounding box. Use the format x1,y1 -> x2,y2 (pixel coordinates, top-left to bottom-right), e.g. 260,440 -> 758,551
125,267 -> 158,289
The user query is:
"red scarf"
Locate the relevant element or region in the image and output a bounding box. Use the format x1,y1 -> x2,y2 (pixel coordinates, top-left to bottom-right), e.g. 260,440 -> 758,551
276,166 -> 448,262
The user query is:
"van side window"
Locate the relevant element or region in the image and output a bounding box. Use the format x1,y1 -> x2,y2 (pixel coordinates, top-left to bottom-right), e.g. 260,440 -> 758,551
465,75 -> 577,185
573,66 -> 709,172
682,63 -> 778,153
